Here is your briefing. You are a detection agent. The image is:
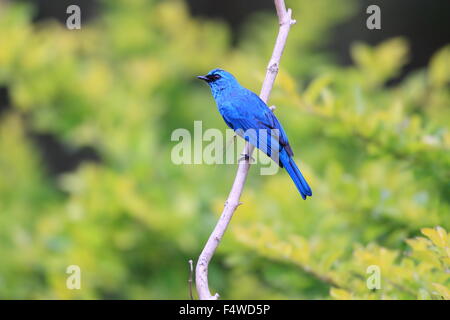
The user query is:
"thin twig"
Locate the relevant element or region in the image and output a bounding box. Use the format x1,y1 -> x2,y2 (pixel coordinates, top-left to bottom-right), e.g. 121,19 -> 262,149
188,259 -> 194,300
195,0 -> 296,300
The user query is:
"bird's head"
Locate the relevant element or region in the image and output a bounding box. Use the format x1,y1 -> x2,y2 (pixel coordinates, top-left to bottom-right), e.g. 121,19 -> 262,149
197,69 -> 239,95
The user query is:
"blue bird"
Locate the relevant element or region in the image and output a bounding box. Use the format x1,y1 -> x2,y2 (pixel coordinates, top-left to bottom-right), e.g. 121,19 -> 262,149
198,68 -> 312,199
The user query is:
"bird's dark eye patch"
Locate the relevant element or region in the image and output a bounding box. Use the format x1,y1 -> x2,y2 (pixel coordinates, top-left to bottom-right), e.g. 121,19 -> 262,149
206,74 -> 221,81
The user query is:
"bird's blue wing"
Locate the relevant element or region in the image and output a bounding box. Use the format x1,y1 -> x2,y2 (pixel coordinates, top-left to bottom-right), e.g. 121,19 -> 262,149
220,112 -> 277,158
219,96 -> 286,162
240,89 -> 294,157
255,107 -> 294,157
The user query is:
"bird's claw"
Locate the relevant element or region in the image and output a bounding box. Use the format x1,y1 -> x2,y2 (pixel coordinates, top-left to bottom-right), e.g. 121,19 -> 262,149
239,153 -> 255,163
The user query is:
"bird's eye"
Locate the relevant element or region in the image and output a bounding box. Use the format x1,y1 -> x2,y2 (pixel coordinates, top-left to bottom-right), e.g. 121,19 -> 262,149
204,73 -> 221,82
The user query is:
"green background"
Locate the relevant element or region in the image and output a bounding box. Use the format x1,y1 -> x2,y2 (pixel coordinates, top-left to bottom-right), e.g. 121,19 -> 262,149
0,0 -> 449,299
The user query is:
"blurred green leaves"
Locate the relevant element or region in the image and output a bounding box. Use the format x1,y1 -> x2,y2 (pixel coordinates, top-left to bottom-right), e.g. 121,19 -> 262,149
0,0 -> 449,299
352,38 -> 409,88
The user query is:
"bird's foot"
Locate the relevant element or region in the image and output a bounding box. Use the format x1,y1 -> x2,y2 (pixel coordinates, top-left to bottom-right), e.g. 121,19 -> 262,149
239,153 -> 255,163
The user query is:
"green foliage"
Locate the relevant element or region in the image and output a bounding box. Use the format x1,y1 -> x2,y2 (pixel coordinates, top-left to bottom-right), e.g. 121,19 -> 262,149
0,0 -> 448,299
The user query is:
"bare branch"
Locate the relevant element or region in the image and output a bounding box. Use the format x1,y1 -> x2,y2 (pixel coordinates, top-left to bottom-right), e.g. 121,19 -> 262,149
195,0 -> 296,300
188,259 -> 194,300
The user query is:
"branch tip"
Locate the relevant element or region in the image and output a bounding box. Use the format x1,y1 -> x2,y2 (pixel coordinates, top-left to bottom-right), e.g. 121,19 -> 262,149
188,259 -> 194,300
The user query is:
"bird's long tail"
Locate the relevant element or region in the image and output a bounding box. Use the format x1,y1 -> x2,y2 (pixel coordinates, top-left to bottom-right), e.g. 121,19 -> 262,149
279,149 -> 312,200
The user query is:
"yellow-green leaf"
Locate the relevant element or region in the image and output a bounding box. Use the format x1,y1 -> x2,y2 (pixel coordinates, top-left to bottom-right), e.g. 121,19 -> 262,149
432,283 -> 450,300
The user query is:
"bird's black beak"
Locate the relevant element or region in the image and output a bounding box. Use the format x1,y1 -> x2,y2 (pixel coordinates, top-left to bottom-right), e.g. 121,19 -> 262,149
197,75 -> 211,82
